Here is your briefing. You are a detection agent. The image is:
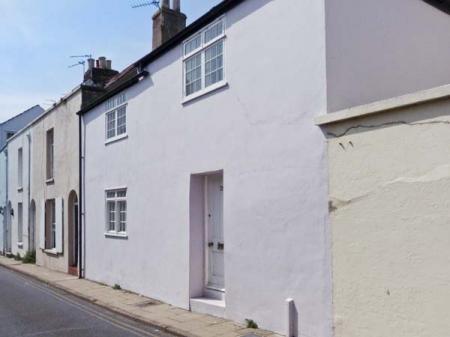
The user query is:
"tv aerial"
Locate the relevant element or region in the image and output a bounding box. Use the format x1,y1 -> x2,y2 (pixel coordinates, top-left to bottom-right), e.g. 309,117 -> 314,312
68,54 -> 93,74
131,1 -> 160,9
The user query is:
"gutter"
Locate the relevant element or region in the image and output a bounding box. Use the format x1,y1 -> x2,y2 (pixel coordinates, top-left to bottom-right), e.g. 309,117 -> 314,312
78,71 -> 149,115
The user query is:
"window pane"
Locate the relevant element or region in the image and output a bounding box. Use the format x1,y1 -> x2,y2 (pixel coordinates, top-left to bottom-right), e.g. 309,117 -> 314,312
108,201 -> 116,231
106,111 -> 116,139
46,129 -> 54,179
51,201 -> 56,249
185,53 -> 202,96
116,190 -> 126,198
205,41 -> 224,87
117,93 -> 126,105
204,21 -> 223,43
118,201 -> 127,233
184,34 -> 201,55
117,106 -> 127,135
106,191 -> 116,198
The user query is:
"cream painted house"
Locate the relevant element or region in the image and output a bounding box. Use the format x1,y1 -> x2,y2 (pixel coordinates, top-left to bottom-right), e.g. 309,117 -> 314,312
317,85 -> 450,337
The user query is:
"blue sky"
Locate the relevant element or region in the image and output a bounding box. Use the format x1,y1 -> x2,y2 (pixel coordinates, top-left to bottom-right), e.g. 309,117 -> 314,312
0,0 -> 220,122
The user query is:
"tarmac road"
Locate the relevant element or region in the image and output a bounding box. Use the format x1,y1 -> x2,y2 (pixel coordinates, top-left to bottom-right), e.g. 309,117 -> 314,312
0,266 -> 179,337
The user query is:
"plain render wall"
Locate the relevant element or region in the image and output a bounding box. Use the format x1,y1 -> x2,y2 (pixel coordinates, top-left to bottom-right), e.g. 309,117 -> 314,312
83,0 -> 331,335
325,0 -> 450,111
32,92 -> 81,273
0,150 -> 7,252
324,98 -> 450,337
7,132 -> 31,256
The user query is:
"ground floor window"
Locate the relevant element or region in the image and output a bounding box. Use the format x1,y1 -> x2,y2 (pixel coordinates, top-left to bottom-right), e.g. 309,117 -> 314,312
105,189 -> 127,235
46,199 -> 56,249
17,202 -> 23,243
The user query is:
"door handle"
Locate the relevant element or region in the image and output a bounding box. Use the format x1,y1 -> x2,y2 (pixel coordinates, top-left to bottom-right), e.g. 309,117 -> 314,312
217,242 -> 224,250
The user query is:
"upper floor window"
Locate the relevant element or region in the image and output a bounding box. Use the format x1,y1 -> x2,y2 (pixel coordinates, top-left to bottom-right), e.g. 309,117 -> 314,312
105,188 -> 127,236
105,93 -> 127,142
46,129 -> 54,180
18,148 -> 23,189
183,19 -> 226,99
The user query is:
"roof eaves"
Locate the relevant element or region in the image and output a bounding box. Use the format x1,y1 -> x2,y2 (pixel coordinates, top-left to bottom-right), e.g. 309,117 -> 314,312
78,0 -> 245,116
78,70 -> 149,115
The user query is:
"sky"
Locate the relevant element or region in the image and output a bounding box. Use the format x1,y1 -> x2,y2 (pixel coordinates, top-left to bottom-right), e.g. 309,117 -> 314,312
0,0 -> 221,122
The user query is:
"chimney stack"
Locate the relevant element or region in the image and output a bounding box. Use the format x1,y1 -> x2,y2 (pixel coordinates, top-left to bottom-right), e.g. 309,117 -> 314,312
152,0 -> 186,50
83,57 -> 118,87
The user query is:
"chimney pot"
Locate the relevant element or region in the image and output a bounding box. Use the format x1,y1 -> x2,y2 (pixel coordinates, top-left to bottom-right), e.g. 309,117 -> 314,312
106,60 -> 112,70
98,56 -> 107,69
161,0 -> 169,8
173,0 -> 181,11
87,58 -> 95,71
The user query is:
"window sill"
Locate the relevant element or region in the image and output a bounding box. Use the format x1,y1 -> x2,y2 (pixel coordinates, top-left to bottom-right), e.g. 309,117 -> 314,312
105,134 -> 128,146
17,187 -> 23,193
46,178 -> 54,185
43,248 -> 58,256
182,81 -> 228,105
17,242 -> 23,249
105,232 -> 128,240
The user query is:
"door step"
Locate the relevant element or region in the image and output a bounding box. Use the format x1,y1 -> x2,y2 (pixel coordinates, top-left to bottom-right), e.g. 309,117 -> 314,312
190,297 -> 226,318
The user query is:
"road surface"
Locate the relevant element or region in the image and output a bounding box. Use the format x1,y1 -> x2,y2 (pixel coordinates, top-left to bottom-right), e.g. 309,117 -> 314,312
0,266 -> 178,337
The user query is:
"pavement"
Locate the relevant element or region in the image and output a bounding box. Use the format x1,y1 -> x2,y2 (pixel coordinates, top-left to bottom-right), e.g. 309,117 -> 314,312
0,256 -> 281,337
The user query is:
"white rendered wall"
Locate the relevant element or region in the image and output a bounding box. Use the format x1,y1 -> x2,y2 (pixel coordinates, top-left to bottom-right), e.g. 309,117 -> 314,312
83,0 -> 331,335
326,0 -> 450,111
7,132 -> 31,256
0,150 -> 6,252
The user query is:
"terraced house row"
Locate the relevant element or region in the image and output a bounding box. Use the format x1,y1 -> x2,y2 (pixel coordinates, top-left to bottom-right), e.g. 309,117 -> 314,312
1,0 -> 450,336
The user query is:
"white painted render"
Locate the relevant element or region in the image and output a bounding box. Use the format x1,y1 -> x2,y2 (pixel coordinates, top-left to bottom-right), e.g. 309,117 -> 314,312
82,0 -> 332,335
31,90 -> 81,272
325,0 -> 450,111
322,94 -> 450,337
0,150 -> 6,252
7,132 -> 32,256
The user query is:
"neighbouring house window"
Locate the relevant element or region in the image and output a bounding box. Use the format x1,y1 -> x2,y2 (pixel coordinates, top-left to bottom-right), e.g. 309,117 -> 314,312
18,203 -> 23,243
46,129 -> 54,180
6,131 -> 14,139
105,93 -> 127,141
46,199 -> 56,249
18,148 -> 23,189
183,19 -> 225,98
105,189 -> 127,235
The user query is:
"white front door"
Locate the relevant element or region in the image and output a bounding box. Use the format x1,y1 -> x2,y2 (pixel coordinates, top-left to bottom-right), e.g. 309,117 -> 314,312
206,173 -> 225,290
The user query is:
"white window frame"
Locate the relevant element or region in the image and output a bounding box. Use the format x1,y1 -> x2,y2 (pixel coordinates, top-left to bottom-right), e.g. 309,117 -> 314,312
105,188 -> 128,238
104,93 -> 128,144
182,17 -> 227,103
